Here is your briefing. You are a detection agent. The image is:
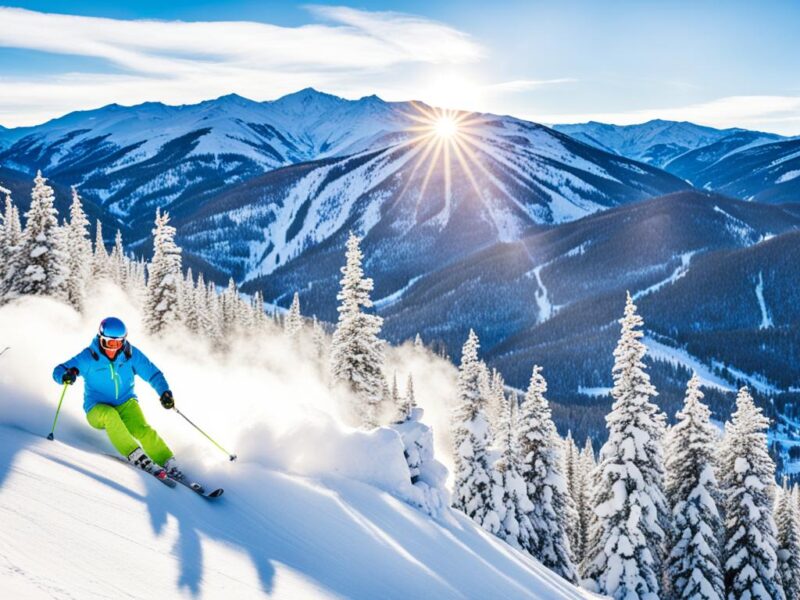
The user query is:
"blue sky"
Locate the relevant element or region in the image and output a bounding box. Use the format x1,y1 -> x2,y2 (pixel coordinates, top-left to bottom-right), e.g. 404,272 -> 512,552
1,1 -> 799,133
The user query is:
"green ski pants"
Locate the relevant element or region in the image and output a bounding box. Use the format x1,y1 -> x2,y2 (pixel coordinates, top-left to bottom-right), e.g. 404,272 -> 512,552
86,399 -> 173,466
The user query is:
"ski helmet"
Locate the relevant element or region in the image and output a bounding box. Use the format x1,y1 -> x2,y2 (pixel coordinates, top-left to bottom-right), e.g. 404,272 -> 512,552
98,317 -> 127,352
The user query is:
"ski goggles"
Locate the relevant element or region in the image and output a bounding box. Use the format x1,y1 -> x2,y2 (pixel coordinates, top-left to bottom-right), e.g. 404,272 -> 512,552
99,336 -> 125,351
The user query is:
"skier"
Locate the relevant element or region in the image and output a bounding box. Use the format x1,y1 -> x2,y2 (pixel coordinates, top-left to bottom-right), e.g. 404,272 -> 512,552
52,317 -> 184,481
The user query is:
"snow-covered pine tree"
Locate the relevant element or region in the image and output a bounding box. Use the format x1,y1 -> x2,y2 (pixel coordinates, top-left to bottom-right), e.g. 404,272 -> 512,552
582,292 -> 668,599
390,373 -> 402,421
128,258 -> 147,300
563,431 -> 583,562
6,171 -> 68,302
181,269 -> 199,333
486,369 -> 506,441
144,209 -> 182,335
221,278 -> 239,331
91,220 -> 111,280
517,365 -> 578,582
63,187 -> 92,312
205,281 -> 224,344
775,478 -> 800,600
285,292 -> 303,337
109,229 -> 127,287
0,191 -> 23,297
572,437 -> 595,565
719,387 -> 785,600
311,316 -> 327,358
496,391 -> 534,551
399,373 -> 417,421
414,333 -> 423,349
329,232 -> 386,428
251,291 -> 266,332
451,329 -> 501,534
194,274 -> 213,340
664,373 -> 724,600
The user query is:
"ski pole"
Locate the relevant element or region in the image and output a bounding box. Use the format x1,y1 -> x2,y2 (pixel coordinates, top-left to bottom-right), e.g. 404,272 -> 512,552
173,407 -> 237,461
47,382 -> 69,441
0,346 -> 9,358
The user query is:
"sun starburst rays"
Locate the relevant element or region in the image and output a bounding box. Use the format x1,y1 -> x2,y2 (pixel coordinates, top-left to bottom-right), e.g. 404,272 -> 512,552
394,104 -> 494,222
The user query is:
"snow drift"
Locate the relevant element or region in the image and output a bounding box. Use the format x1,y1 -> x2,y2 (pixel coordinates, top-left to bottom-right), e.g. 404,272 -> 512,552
0,285 -> 596,599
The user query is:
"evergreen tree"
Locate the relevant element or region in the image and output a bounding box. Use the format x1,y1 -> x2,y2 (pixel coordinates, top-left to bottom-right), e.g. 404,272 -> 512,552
390,373 -> 402,421
0,191 -> 23,297
329,232 -> 386,428
285,291 -> 303,337
517,365 -> 577,582
775,479 -> 800,600
311,316 -> 327,359
205,281 -> 224,343
110,229 -> 126,287
451,330 -> 500,534
563,431 -> 583,562
573,437 -> 595,564
582,292 -> 668,600
64,187 -> 92,312
251,291 -> 267,332
399,373 -> 417,421
664,374 -> 724,600
496,392 -> 534,551
221,278 -> 239,331
486,369 -> 506,442
92,220 -> 111,280
414,333 -> 424,349
6,171 -> 68,301
719,387 -> 784,600
144,210 -> 182,335
182,269 -> 199,333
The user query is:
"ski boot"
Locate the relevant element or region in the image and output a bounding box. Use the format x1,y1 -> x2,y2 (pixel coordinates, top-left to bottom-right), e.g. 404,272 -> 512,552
127,448 -> 168,480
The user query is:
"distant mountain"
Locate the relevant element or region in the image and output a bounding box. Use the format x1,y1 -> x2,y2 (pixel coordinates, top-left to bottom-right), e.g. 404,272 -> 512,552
0,89 -> 416,233
177,116 -> 687,286
667,135 -> 800,204
0,90 -> 689,240
552,119 -> 800,203
552,119 -> 748,167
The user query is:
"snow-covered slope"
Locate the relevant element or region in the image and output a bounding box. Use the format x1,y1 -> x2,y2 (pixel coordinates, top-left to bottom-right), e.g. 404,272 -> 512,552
665,135 -> 800,204
177,113 -> 687,283
553,119 -> 750,167
0,287 -> 595,600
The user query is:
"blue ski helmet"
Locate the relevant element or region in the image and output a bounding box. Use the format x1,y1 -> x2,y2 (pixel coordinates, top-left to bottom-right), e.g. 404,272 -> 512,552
98,317 -> 127,352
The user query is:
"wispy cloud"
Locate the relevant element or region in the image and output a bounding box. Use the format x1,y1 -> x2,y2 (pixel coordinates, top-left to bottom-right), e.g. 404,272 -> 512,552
484,78 -> 577,93
0,6 -> 484,126
533,95 -> 800,132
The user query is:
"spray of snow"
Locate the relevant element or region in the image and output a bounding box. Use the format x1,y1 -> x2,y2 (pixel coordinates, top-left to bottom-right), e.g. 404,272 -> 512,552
0,284 -> 597,599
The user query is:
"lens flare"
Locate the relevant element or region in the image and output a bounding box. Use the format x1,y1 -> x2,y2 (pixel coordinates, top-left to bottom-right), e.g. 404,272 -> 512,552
434,116 -> 458,138
395,104 -> 491,219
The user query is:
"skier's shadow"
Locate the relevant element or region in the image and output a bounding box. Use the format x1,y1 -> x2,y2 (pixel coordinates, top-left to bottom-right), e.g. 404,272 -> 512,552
139,471 -> 277,597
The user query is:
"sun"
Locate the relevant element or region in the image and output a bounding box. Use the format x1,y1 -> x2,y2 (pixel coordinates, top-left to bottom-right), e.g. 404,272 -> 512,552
434,116 -> 459,139
395,103 -> 492,219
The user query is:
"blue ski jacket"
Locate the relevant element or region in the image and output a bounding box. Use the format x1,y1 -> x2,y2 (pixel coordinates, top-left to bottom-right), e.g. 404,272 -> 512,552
52,337 -> 170,413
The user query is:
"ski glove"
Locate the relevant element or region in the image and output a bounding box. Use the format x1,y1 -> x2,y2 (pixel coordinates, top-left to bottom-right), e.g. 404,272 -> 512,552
160,390 -> 175,409
62,367 -> 79,385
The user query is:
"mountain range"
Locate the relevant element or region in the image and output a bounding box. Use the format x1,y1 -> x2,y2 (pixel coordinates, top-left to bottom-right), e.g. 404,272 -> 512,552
1,89 -> 799,472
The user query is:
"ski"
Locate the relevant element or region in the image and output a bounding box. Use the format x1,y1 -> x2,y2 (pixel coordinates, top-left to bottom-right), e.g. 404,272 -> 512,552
169,475 -> 224,499
103,453 -> 177,488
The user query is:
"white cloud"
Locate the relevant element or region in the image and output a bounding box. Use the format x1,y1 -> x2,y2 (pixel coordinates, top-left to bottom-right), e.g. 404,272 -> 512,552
484,78 -> 576,93
533,95 -> 800,134
0,6 -> 484,126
